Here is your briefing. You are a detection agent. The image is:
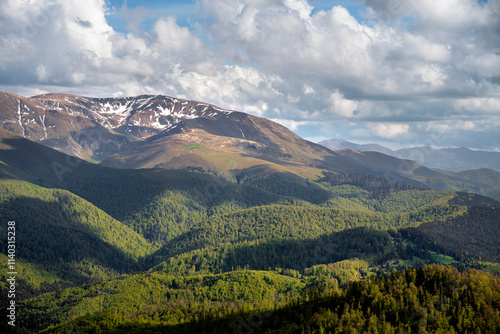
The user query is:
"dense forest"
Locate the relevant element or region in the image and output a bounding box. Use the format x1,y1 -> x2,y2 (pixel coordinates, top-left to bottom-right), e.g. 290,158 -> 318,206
26,265 -> 500,334
0,166 -> 499,333
401,206 -> 500,263
0,180 -> 153,288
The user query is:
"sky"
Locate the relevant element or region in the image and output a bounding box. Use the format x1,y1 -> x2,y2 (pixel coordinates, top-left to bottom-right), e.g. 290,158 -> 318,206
0,0 -> 499,150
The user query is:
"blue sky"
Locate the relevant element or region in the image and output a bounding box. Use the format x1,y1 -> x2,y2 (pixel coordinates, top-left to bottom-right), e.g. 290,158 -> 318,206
1,0 -> 499,150
105,0 -> 368,42
106,0 -> 366,29
106,0 -> 198,31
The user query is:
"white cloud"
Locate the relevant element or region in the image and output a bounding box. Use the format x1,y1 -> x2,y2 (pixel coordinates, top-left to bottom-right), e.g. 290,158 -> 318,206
303,84 -> 314,95
283,0 -> 313,20
0,0 -> 499,149
455,97 -> 500,113
154,17 -> 203,55
367,123 -> 410,139
270,118 -> 314,130
414,64 -> 447,88
328,90 -> 359,118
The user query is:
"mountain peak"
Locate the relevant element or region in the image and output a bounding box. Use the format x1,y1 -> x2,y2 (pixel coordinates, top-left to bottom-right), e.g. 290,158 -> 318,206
0,92 -> 332,177
0,91 -> 242,158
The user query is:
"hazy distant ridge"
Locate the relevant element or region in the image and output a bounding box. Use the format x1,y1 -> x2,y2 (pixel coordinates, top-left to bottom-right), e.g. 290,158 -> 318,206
319,138 -> 500,172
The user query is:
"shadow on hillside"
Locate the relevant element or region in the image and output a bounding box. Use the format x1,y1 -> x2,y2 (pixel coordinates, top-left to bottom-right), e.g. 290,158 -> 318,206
0,196 -> 141,284
0,136 -> 284,220
235,169 -> 333,205
63,168 -> 289,221
0,137 -> 103,184
150,227 -> 393,273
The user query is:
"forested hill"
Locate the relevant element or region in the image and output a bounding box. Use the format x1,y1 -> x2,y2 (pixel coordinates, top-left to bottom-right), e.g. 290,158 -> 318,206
28,265 -> 500,333
0,125 -> 499,333
0,180 -> 154,292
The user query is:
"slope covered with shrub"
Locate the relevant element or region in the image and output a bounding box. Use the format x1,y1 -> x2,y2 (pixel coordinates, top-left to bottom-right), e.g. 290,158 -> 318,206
37,265 -> 500,334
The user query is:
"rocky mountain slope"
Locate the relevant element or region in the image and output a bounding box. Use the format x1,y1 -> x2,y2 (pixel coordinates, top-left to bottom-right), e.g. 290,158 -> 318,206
0,92 -> 245,160
0,91 -> 332,178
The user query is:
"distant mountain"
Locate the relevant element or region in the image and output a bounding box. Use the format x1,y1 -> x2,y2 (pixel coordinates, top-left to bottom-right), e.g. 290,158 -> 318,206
396,146 -> 500,172
319,139 -> 397,157
319,138 -> 500,172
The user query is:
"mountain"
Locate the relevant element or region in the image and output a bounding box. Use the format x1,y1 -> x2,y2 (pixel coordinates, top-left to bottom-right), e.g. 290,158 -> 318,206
0,91 -> 256,160
319,138 -> 500,172
2,91 -> 433,184
0,92 -> 140,160
3,90 -> 500,185
0,91 -> 335,179
397,146 -> 500,172
99,108 -> 332,178
0,91 -> 441,184
0,119 -> 456,201
3,92 -> 500,200
319,138 -> 397,156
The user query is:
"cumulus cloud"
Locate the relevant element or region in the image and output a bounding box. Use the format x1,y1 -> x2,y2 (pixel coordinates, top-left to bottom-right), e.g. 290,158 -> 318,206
0,0 -> 499,149
367,123 -> 410,139
328,91 -> 359,118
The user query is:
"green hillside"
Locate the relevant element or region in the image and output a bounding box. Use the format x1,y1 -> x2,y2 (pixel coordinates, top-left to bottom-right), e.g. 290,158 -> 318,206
62,169 -> 471,247
0,129 -> 499,333
62,169 -> 284,244
148,202 -> 465,268
401,206 -> 500,263
0,180 -> 154,290
151,227 -> 395,276
19,270 -> 306,333
34,265 -> 500,334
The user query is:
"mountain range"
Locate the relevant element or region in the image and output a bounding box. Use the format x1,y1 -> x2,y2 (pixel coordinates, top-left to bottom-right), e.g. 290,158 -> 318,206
1,91 -> 500,333
319,138 -> 500,172
1,91 -> 500,200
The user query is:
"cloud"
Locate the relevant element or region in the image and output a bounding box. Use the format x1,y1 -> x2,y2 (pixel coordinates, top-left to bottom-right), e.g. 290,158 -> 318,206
0,0 -> 116,85
328,91 -> 359,118
455,97 -> 500,113
367,123 -> 410,139
0,0 -> 499,149
270,118 -> 315,130
413,64 -> 447,88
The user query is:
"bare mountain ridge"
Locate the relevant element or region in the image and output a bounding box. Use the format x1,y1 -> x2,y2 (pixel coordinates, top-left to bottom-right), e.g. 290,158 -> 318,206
12,92 -> 232,135
318,139 -> 396,157
0,91 -> 334,178
0,92 -> 239,160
